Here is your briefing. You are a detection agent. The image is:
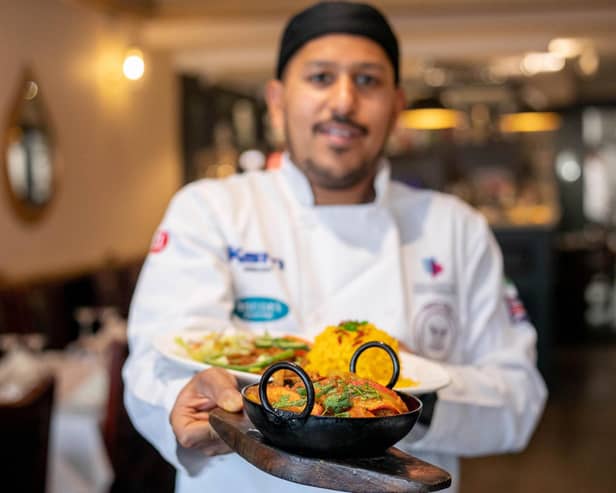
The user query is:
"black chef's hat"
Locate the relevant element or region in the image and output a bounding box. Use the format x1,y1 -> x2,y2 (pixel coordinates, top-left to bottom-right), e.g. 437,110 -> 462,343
276,1 -> 400,84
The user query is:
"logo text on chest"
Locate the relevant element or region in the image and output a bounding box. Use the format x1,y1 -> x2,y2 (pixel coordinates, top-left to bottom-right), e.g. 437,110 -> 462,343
227,246 -> 284,271
233,297 -> 289,321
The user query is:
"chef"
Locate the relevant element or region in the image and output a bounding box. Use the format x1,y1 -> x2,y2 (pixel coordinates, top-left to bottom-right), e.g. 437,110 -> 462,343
123,2 -> 547,492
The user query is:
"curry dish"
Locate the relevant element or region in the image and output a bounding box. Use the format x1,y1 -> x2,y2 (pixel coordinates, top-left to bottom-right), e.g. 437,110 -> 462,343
245,372 -> 409,417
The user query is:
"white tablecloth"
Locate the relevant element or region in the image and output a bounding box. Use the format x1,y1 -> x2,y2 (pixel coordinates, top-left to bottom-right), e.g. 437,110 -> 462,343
45,351 -> 113,493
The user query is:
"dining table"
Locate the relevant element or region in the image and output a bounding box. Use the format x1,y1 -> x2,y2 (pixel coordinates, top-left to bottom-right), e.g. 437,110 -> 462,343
45,348 -> 113,493
0,327 -> 122,493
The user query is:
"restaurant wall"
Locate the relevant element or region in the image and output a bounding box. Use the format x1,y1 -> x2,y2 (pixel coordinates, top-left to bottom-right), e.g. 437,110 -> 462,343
0,0 -> 181,283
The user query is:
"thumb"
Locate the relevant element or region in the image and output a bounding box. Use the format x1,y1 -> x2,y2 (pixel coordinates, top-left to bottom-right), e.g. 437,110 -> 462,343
216,387 -> 243,413
197,367 -> 243,413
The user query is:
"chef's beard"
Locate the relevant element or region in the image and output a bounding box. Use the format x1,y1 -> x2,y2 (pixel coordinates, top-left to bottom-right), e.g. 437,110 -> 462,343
299,154 -> 376,190
286,130 -> 383,190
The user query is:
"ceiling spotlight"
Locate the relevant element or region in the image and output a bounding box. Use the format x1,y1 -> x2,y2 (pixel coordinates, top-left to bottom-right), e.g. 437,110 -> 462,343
548,38 -> 588,59
577,46 -> 600,76
123,47 -> 145,80
556,151 -> 581,182
520,52 -> 565,76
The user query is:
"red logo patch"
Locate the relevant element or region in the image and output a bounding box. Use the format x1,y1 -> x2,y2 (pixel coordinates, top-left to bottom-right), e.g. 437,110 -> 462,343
150,230 -> 169,253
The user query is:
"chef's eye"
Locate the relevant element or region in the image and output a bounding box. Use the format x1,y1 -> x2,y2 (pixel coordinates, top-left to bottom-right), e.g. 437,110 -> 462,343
307,72 -> 334,86
355,73 -> 380,87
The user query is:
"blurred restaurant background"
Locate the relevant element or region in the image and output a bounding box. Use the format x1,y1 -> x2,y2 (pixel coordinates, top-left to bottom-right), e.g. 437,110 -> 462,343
1,0 -> 615,492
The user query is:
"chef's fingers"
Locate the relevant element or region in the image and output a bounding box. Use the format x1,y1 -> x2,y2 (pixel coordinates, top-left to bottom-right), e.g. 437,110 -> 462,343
170,368 -> 243,450
399,340 -> 413,353
193,397 -> 216,412
172,415 -> 231,455
172,415 -> 216,449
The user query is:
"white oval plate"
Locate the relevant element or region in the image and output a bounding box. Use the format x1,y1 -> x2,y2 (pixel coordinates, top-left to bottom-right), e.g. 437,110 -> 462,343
395,351 -> 451,394
154,329 -> 450,393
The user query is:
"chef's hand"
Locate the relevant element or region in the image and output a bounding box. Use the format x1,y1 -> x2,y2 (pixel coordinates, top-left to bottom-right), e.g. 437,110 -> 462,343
399,340 -> 413,354
170,367 -> 243,456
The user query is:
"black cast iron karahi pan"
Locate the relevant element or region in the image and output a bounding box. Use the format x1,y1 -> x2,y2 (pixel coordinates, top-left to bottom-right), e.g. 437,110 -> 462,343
241,341 -> 423,458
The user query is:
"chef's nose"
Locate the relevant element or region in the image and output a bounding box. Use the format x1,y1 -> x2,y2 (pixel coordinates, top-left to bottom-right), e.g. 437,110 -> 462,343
329,74 -> 357,116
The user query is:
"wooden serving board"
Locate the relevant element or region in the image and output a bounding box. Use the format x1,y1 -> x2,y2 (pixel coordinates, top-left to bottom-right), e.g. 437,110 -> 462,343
210,409 -> 451,492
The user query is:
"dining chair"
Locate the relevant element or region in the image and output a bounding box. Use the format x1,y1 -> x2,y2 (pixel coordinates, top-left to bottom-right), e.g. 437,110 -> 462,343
0,375 -> 55,493
101,339 -> 176,493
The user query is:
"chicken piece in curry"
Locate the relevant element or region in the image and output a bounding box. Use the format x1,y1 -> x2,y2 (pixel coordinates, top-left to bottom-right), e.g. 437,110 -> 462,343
245,372 -> 409,417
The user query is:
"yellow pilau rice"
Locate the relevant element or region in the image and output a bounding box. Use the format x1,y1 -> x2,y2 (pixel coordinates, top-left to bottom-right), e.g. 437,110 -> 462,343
305,321 -> 417,388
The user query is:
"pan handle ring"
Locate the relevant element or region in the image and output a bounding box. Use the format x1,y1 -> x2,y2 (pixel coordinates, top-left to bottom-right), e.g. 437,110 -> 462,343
349,341 -> 400,389
259,361 -> 315,420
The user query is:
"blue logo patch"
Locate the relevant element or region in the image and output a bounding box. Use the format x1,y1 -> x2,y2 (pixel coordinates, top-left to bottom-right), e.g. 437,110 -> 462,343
233,297 -> 289,321
228,246 -> 284,271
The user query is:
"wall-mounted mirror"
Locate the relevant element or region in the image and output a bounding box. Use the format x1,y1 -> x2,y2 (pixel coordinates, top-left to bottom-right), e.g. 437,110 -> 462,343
2,68 -> 58,223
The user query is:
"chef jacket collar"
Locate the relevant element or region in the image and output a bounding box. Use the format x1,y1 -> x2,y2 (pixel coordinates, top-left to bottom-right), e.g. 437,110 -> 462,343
279,152 -> 391,207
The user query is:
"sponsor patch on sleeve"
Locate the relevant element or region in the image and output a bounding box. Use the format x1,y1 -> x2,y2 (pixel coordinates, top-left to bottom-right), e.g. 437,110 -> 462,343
150,230 -> 169,253
504,279 -> 528,323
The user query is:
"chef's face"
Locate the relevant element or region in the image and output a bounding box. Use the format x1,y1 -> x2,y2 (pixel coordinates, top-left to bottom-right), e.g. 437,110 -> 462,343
266,34 -> 405,189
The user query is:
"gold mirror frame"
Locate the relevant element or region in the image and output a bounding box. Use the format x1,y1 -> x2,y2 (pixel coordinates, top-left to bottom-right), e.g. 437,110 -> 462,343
2,67 -> 60,224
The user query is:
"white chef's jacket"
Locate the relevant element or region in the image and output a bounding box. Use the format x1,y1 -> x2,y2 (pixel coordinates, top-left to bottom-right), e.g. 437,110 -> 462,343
123,154 -> 547,493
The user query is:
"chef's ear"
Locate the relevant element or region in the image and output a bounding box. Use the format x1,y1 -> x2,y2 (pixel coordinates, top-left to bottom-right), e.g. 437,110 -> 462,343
395,86 -> 406,115
265,79 -> 285,136
392,86 -> 406,124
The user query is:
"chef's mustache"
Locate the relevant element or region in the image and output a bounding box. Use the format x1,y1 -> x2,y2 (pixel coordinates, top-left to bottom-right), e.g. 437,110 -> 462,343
313,114 -> 368,135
